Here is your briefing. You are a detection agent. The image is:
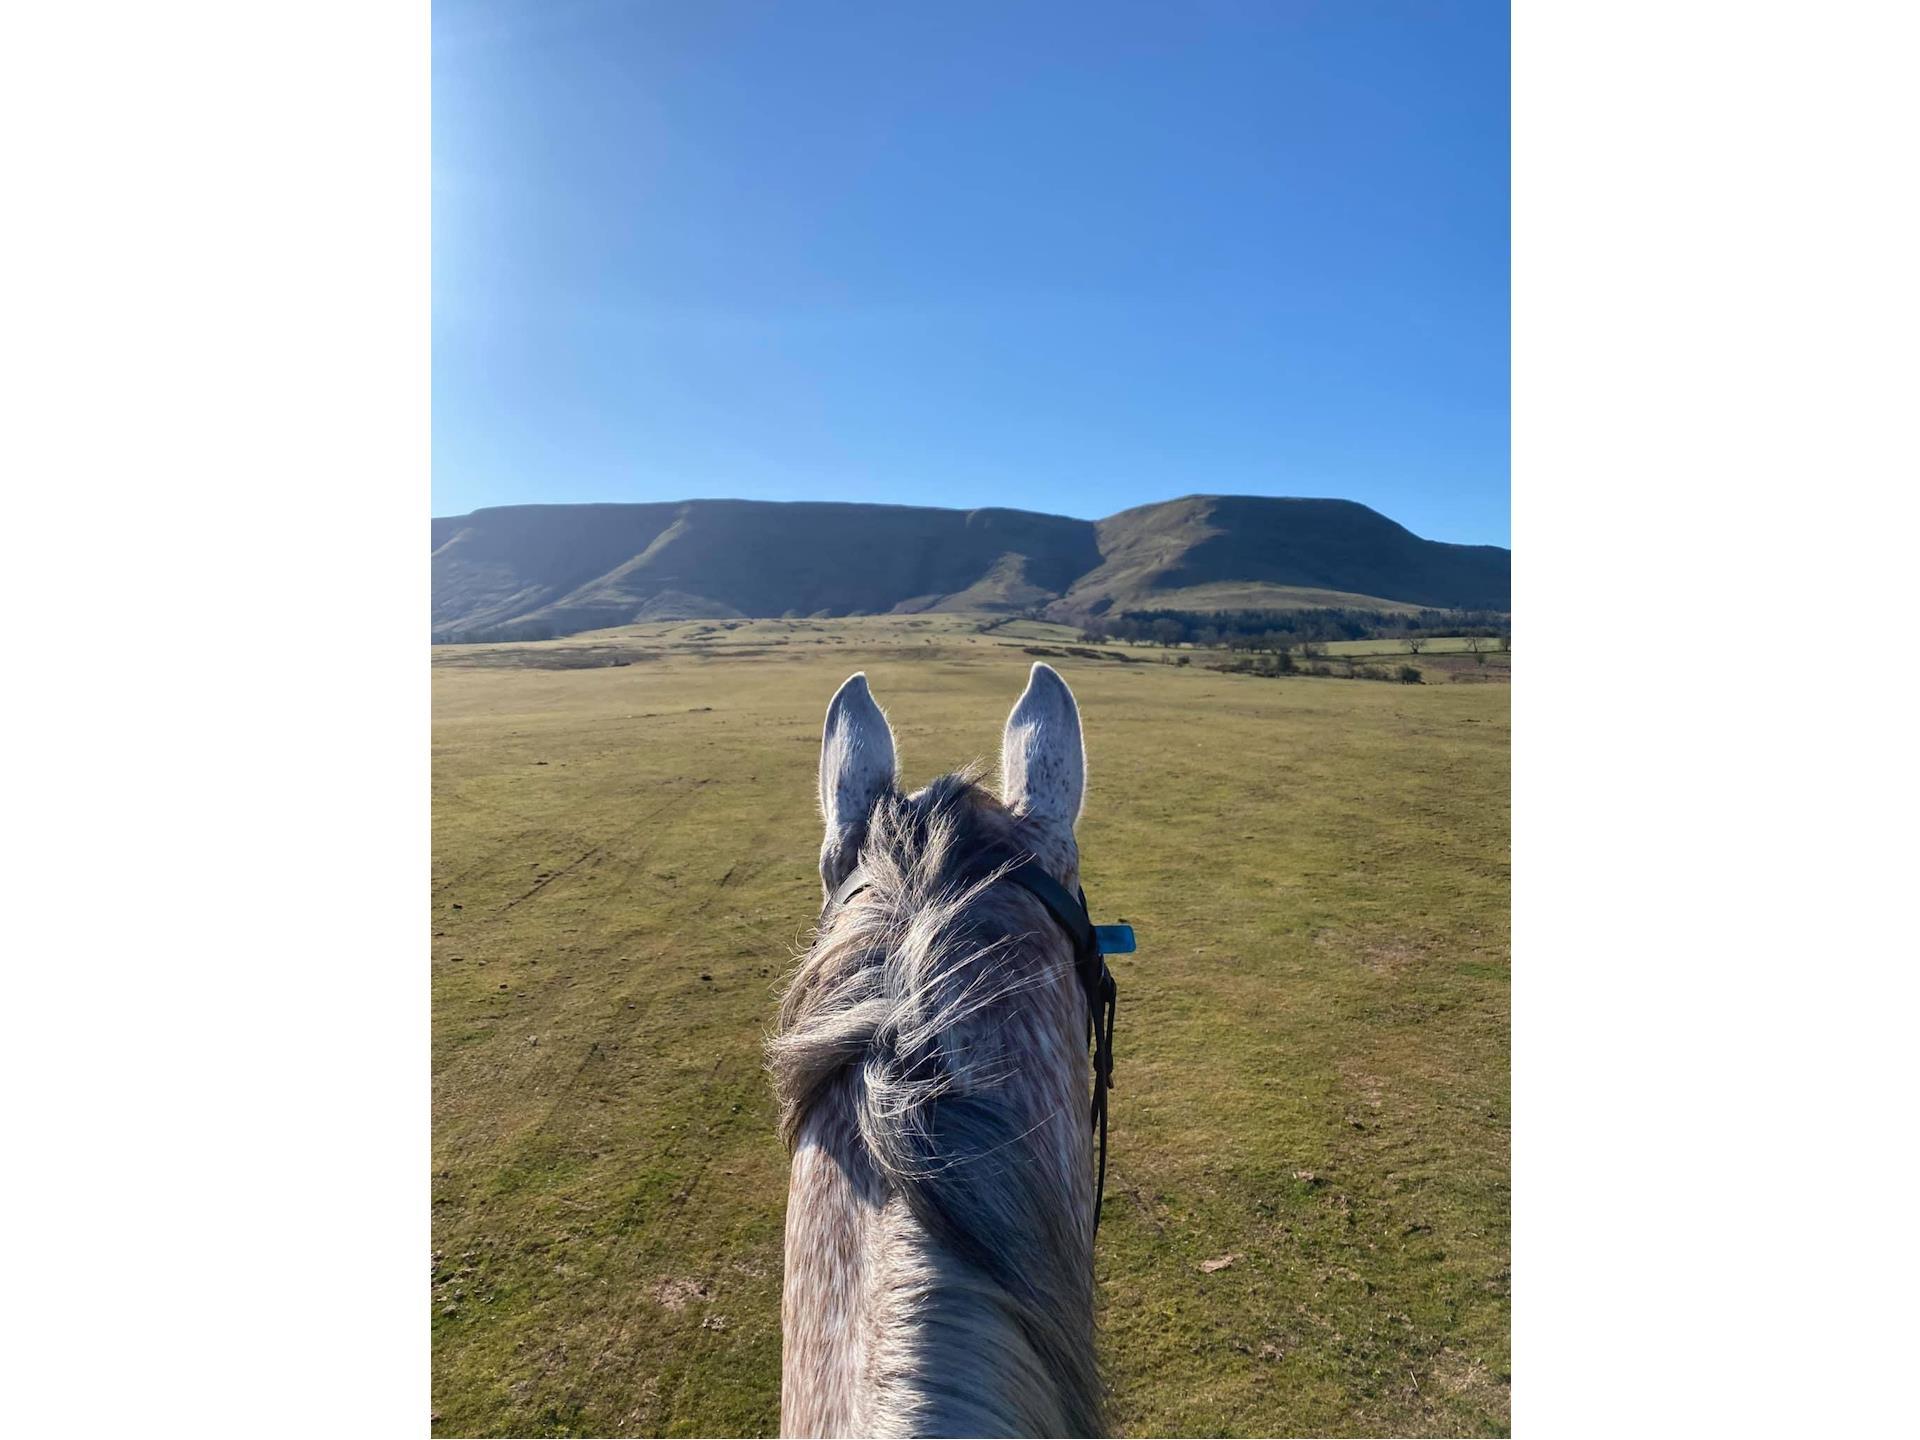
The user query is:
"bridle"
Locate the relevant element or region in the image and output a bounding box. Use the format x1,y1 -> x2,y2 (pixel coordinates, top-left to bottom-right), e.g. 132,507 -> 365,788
824,857 -> 1132,1235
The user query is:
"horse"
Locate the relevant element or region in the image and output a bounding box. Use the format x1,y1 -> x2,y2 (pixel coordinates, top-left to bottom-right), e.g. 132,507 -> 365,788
768,663 -> 1110,1437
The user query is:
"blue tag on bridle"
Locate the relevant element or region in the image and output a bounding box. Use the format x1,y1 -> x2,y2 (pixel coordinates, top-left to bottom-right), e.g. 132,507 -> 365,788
1094,924 -> 1135,956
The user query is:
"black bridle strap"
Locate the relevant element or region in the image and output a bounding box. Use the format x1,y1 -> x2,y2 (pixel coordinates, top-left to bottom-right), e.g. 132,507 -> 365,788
825,858 -> 1119,1235
997,861 -> 1118,1236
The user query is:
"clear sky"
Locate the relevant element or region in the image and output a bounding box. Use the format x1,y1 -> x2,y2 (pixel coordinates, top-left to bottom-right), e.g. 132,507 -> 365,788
433,1 -> 1509,546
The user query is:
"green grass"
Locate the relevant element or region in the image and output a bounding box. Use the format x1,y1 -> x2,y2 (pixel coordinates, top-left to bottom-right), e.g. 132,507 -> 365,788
432,615 -> 1509,1436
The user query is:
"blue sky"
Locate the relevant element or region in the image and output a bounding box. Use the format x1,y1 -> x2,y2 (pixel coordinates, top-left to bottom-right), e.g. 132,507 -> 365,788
433,1 -> 1509,546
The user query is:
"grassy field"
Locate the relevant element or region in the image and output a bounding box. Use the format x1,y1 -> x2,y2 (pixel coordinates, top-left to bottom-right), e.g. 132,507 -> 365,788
432,615 -> 1509,1437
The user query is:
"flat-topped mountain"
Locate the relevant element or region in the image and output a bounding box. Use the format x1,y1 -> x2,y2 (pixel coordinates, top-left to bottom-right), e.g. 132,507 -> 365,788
431,495 -> 1509,639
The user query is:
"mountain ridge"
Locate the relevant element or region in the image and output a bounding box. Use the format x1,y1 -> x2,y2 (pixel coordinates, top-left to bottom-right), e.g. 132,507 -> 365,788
431,494 -> 1509,639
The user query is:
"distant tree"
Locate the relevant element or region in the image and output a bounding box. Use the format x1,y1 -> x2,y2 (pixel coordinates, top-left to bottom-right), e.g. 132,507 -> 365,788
1150,618 -> 1185,647
1406,636 -> 1426,655
1465,636 -> 1488,665
1397,664 -> 1423,684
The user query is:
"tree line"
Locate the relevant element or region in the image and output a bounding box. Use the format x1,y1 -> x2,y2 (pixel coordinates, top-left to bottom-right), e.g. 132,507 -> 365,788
1077,606 -> 1510,651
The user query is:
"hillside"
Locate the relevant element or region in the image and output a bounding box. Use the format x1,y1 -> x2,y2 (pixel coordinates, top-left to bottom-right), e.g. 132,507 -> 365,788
431,496 -> 1508,639
1057,496 -> 1512,618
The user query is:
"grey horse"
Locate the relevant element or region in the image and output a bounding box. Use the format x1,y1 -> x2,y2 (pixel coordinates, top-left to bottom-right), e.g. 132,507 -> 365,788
769,664 -> 1106,1437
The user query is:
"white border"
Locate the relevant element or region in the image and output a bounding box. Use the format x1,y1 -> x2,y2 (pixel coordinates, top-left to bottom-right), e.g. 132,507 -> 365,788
1517,1 -> 1918,1432
5,2 -> 429,1431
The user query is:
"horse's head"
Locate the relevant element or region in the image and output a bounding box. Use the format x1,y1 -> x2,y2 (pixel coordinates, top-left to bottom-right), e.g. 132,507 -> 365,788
816,661 -> 1086,897
776,661 -> 1109,1435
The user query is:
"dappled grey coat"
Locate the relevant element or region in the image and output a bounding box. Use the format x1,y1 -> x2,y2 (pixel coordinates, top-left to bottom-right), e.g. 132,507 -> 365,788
769,666 -> 1105,1437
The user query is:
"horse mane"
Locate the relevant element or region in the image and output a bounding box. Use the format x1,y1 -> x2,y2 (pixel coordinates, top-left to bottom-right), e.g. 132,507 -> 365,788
768,769 -> 1104,1436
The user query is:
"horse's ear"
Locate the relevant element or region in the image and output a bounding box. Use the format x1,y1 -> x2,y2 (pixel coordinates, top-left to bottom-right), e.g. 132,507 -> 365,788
1000,662 -> 1085,838
818,672 -> 897,891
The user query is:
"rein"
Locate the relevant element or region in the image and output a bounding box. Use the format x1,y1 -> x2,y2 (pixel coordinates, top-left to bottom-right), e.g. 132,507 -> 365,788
824,858 -> 1132,1235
